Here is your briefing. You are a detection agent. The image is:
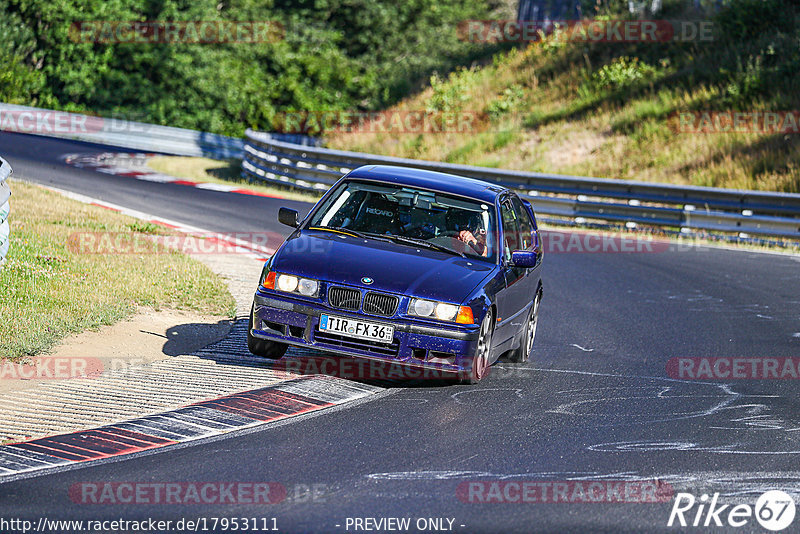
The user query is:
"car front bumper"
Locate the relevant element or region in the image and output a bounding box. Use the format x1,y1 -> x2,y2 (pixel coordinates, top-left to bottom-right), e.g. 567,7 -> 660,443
251,291 -> 480,378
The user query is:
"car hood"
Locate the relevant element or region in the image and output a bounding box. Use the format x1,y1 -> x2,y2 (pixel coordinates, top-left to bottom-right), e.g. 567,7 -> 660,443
271,230 -> 496,303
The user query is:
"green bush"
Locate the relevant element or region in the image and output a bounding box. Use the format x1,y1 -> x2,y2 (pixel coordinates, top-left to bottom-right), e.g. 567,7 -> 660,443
578,57 -> 660,100
486,84 -> 525,120
426,68 -> 475,113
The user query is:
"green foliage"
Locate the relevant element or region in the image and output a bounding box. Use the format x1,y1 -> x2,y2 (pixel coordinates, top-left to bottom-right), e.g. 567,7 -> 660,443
0,2 -> 52,105
1,0 -> 492,136
486,84 -> 524,120
722,55 -> 765,107
127,221 -> 161,234
715,0 -> 795,40
491,129 -> 517,150
426,68 -> 475,113
579,57 -> 660,100
444,139 -> 479,163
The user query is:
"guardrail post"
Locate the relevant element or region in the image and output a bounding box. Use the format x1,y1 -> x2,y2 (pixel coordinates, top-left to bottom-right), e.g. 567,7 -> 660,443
0,156 -> 12,267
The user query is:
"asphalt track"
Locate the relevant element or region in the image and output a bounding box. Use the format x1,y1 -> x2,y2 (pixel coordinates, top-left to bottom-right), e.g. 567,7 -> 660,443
2,131 -> 800,533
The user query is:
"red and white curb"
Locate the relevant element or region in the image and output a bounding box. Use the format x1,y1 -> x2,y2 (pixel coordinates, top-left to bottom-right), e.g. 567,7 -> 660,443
41,184 -> 276,262
63,152 -> 289,199
0,376 -> 382,481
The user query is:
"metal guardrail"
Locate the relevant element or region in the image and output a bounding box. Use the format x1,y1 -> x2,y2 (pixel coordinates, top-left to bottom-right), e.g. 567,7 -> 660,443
242,129 -> 800,240
0,103 -> 243,159
0,156 -> 12,266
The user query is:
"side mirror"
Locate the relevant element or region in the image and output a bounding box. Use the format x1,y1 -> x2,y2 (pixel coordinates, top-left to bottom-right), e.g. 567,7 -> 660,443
278,207 -> 299,228
511,250 -> 538,268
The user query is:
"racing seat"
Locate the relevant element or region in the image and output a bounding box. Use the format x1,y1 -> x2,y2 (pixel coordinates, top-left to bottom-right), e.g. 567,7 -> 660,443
352,194 -> 400,235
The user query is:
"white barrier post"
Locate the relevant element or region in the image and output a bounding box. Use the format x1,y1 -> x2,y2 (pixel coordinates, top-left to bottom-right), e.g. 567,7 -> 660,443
0,156 -> 12,267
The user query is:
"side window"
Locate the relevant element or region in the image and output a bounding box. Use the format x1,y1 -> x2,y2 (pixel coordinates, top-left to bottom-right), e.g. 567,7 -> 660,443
511,196 -> 534,250
500,200 -> 521,262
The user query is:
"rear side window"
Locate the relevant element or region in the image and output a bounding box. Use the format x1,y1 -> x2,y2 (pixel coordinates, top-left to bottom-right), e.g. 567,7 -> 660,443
511,196 -> 535,250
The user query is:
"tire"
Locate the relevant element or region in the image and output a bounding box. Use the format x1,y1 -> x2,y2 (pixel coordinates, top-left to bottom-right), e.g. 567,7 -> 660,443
247,303 -> 288,359
509,291 -> 540,363
466,309 -> 494,384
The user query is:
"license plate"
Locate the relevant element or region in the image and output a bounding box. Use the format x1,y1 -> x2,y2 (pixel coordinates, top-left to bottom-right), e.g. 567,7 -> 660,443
319,314 -> 394,344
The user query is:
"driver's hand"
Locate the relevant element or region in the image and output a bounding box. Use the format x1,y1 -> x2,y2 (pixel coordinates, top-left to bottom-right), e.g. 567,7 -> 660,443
458,230 -> 477,245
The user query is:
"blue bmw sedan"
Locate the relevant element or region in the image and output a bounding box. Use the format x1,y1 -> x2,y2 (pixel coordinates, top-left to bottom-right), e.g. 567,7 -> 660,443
249,165 -> 543,383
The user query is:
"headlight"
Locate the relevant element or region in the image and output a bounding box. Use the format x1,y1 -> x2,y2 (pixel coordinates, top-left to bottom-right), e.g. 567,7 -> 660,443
435,303 -> 460,321
409,298 -> 474,324
262,271 -> 319,297
298,278 -> 319,296
412,299 -> 436,317
277,274 -> 299,292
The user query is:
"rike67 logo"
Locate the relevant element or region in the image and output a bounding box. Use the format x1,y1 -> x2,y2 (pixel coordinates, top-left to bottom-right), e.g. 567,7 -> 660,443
668,490 -> 795,531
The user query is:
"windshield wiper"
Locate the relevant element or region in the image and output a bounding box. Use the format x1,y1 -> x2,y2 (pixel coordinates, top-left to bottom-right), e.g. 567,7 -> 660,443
384,235 -> 466,258
308,226 -> 368,239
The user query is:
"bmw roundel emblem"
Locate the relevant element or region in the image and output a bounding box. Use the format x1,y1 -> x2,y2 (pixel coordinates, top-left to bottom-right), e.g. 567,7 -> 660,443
362,277 -> 374,285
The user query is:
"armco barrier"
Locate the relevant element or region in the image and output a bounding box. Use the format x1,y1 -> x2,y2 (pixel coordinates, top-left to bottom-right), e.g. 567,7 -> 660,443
0,156 -> 12,266
242,129 -> 800,240
0,103 -> 242,159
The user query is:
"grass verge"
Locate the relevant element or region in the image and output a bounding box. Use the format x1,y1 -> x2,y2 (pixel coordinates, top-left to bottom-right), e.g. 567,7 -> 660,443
147,156 -> 322,203
0,180 -> 237,361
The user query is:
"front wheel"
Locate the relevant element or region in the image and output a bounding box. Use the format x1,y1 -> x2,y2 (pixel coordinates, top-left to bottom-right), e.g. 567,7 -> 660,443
247,303 -> 288,359
466,309 -> 494,384
509,291 -> 540,363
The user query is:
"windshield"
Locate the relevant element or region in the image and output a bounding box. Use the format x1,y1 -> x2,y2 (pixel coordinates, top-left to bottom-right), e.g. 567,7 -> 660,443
306,180 -> 497,262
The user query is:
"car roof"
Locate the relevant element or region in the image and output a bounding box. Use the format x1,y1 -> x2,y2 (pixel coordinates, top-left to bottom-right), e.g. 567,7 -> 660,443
345,165 -> 506,203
